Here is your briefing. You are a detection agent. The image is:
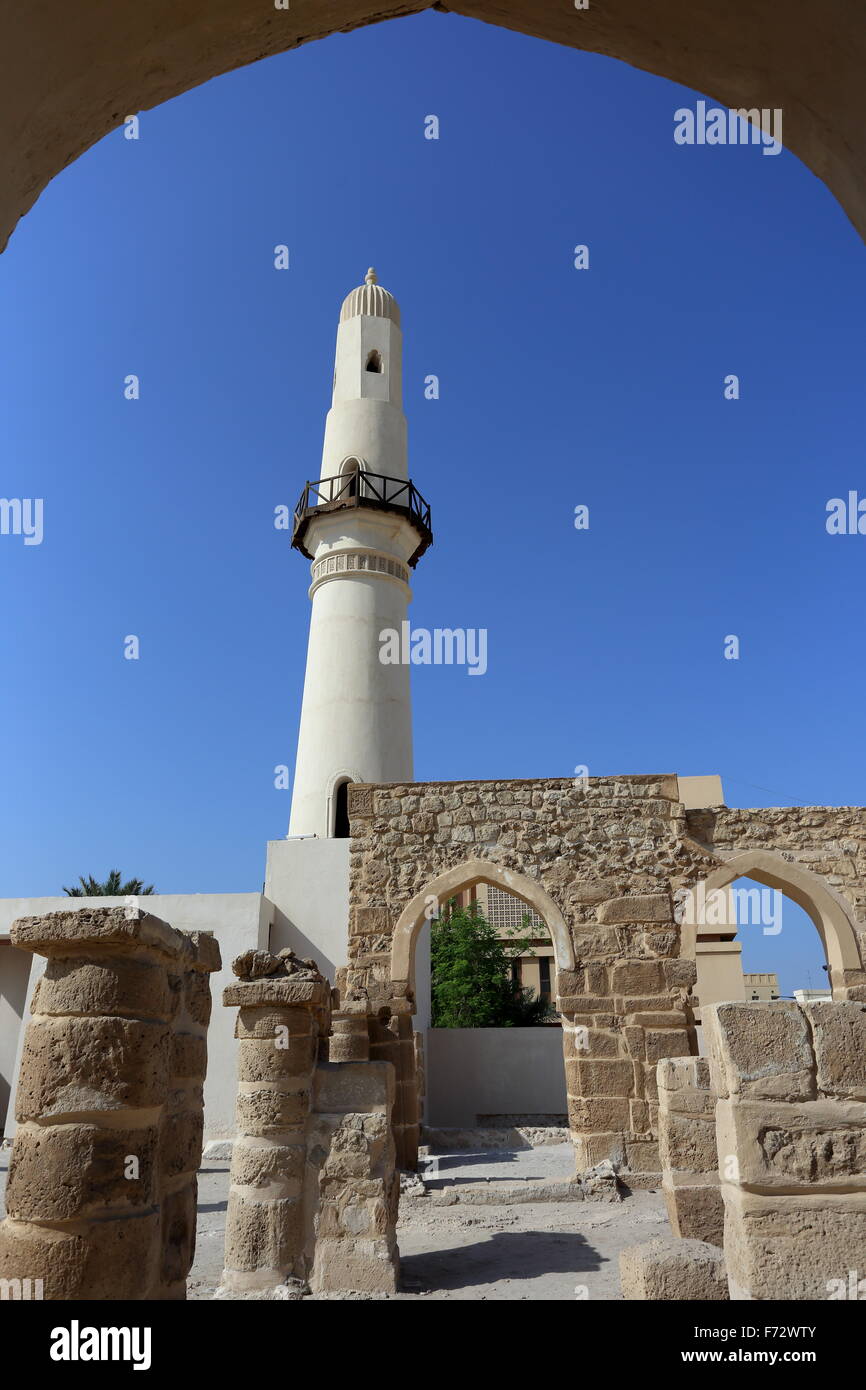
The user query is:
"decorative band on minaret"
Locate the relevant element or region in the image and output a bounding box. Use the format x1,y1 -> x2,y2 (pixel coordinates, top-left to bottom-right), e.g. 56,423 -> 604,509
288,270 -> 432,839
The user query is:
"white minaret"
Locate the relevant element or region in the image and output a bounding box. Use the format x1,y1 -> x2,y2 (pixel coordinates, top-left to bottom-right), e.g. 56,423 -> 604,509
288,269 -> 432,838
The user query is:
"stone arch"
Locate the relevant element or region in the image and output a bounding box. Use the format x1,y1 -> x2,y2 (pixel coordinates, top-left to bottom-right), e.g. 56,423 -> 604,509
391,856 -> 574,997
326,767 -> 362,838
679,848 -> 865,999
3,5 -> 866,255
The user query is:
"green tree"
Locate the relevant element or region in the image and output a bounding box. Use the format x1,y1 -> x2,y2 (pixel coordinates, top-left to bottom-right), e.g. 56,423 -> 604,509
62,870 -> 156,897
430,899 -> 555,1027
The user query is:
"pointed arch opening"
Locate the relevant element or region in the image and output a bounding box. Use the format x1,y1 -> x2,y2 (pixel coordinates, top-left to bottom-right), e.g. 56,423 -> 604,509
679,848 -> 865,1005
333,778 -> 352,838
391,858 -> 574,997
339,456 -> 362,499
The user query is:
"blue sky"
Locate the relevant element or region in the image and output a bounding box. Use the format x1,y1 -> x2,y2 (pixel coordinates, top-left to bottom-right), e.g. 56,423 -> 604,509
1,12 -> 862,993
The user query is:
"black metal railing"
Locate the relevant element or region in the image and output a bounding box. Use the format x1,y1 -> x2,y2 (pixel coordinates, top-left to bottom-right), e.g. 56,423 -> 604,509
291,469 -> 432,566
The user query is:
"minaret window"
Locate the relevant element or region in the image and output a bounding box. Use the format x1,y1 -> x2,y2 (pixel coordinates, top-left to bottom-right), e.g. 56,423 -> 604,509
340,457 -> 361,499
334,780 -> 351,838
365,349 -> 383,373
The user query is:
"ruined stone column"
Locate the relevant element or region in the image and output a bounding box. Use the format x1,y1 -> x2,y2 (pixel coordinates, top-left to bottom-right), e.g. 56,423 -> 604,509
368,996 -> 419,1170
218,948 -> 331,1297
705,998 -> 866,1300
156,930 -> 221,1298
657,1055 -> 723,1245
308,1059 -> 400,1295
0,906 -> 219,1300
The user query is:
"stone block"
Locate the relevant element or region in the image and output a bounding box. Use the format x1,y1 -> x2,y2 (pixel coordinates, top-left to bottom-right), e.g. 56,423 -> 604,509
234,1087 -> 310,1136
0,1210 -> 160,1300
704,1001 -> 815,1102
235,1007 -> 315,1040
663,958 -> 698,990
223,1190 -> 304,1276
624,1138 -> 660,1173
619,1235 -> 728,1300
158,1107 -> 205,1180
628,1011 -> 684,1029
611,960 -> 666,996
644,1029 -> 690,1064
556,995 -> 614,1015
184,930 -> 222,974
15,1015 -> 171,1119
573,1131 -> 626,1170
715,1096 -> 866,1191
805,1000 -> 866,1100
658,1054 -> 711,1094
313,1061 -> 395,1117
5,1121 -> 159,1221
32,955 -> 174,1021
223,978 -> 330,1010
598,895 -> 672,925
722,1188 -> 866,1300
629,1099 -> 649,1132
565,1058 -> 635,1099
660,1109 -> 719,1173
237,1035 -> 317,1083
229,1139 -> 306,1196
170,1032 -> 208,1080
312,1236 -> 398,1295
10,905 -> 184,963
182,970 -> 213,1027
567,1095 -> 630,1132
663,1181 -> 725,1246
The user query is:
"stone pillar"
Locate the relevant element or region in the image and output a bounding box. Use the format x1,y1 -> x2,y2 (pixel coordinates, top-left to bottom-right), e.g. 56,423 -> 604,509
219,949 -> 331,1297
368,996 -> 419,1170
156,931 -> 221,1298
558,917 -> 696,1185
657,1055 -> 724,1245
308,1060 -> 400,1295
0,906 -> 219,1300
705,998 -> 866,1300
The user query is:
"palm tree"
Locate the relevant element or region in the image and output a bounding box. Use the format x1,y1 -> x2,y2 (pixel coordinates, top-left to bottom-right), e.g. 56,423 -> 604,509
62,870 -> 155,897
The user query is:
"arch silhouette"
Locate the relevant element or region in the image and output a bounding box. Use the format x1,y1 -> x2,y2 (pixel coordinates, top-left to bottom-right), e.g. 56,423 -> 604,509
391,857 -> 574,997
680,848 -> 864,990
3,6 -> 866,254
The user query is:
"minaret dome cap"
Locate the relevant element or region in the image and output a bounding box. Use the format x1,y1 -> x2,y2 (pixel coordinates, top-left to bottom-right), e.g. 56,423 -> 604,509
339,266 -> 401,327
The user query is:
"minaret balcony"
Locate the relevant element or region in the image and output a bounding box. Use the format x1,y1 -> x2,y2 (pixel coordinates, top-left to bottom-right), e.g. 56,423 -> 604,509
291,469 -> 432,567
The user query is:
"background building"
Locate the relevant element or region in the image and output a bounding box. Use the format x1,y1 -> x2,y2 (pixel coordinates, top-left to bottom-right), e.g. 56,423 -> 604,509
451,881 -> 556,1013
743,971 -> 780,1002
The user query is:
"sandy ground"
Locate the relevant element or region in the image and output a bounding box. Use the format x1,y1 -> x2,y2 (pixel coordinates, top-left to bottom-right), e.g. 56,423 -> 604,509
1,1145 -> 669,1301
186,1145 -> 670,1301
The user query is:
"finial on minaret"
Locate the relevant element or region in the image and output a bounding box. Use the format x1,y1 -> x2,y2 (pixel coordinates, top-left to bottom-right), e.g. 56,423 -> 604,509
365,267 -> 377,284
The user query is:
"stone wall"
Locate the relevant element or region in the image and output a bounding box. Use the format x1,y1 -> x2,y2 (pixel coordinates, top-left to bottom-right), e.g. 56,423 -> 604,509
344,777 -> 866,1178
0,907 -> 220,1300
705,998 -> 866,1300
